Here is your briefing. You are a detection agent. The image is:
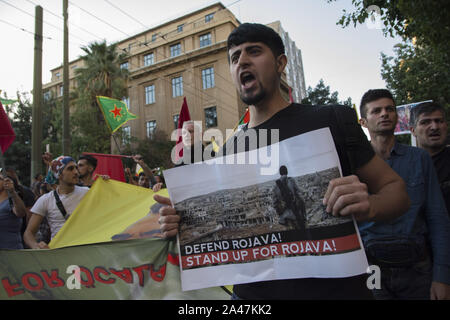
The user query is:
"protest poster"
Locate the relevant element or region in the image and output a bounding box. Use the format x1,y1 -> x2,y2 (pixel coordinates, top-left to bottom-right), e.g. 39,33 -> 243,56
164,128 -> 369,291
394,100 -> 432,135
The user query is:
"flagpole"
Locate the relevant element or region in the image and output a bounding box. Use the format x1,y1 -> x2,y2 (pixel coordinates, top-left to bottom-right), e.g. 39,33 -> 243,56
0,151 -> 6,174
111,133 -> 122,155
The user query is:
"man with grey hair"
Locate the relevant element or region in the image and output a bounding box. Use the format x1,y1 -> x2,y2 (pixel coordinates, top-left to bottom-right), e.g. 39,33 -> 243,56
410,102 -> 450,212
177,120 -> 211,165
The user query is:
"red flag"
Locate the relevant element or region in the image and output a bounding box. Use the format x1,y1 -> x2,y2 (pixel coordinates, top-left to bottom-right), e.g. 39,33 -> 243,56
288,87 -> 294,103
175,97 -> 191,162
83,152 -> 126,182
239,108 -> 250,126
0,101 -> 15,154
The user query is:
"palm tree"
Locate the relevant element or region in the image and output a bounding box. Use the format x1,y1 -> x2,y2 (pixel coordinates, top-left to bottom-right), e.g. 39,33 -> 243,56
76,41 -> 128,99
71,41 -> 129,156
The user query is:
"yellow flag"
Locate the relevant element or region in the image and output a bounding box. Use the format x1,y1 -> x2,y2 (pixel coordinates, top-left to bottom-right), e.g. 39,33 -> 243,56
211,136 -> 220,153
49,179 -> 169,249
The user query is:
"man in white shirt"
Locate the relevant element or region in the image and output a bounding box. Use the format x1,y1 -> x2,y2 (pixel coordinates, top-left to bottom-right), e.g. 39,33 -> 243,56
24,156 -> 89,249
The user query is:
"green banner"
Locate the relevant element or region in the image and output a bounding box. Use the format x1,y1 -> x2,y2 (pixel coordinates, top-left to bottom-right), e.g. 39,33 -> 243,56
0,238 -> 229,300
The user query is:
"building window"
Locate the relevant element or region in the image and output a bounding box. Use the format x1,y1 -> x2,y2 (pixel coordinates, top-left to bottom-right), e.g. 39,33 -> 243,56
204,106 -> 217,128
170,43 -> 181,57
120,62 -> 129,70
144,53 -> 154,66
122,126 -> 131,144
199,33 -> 211,48
55,72 -> 60,79
122,97 -> 130,108
59,85 -> 64,97
43,91 -> 51,102
145,85 -> 155,104
173,115 -> 179,129
177,24 -> 184,33
146,121 -> 156,139
172,76 -> 183,97
205,13 -> 214,23
202,67 -> 215,89
152,34 -> 157,42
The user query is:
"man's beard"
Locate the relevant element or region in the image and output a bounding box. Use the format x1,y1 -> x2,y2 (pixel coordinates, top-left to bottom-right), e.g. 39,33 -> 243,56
79,173 -> 88,179
240,87 -> 266,106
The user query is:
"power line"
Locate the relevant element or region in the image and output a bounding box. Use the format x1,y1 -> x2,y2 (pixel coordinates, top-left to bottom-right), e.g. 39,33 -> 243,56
67,2 -> 239,105
123,56 -> 240,119
24,0 -> 105,42
0,0 -> 89,44
68,0 -> 133,39
113,5 -> 238,90
67,0 -> 239,97
225,0 -> 243,8
127,40 -> 239,102
0,18 -> 49,38
0,17 -> 85,46
42,2 -> 243,118
103,0 -> 147,29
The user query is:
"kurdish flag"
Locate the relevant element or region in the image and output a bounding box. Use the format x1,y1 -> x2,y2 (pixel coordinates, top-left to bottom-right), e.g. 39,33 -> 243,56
0,98 -> 18,105
96,96 -> 138,133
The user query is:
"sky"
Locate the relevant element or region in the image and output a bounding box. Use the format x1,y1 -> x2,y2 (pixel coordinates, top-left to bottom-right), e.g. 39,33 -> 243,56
0,0 -> 402,113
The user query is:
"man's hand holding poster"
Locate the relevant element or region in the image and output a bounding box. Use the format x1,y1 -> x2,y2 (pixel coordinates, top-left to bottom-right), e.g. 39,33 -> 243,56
164,128 -> 369,291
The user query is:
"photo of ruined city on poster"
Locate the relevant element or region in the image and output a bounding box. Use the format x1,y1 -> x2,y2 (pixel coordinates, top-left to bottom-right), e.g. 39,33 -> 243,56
176,166 -> 351,247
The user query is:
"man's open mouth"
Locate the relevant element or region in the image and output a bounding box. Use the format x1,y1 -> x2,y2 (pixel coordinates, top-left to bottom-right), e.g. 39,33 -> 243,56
240,72 -> 256,89
429,132 -> 441,138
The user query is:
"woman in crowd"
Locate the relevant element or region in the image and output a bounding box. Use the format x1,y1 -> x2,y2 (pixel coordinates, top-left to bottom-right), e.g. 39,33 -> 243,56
0,175 -> 28,249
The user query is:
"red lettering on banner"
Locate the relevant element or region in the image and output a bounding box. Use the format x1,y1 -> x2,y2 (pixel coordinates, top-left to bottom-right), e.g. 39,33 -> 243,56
167,253 -> 179,266
1,278 -> 24,297
133,264 -> 150,287
40,270 -> 64,288
150,264 -> 166,282
109,268 -> 133,284
181,234 -> 361,268
22,273 -> 44,291
93,267 -> 115,285
79,267 -> 95,288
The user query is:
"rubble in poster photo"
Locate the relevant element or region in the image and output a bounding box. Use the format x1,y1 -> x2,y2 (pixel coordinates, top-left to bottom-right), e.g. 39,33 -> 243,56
176,167 -> 351,245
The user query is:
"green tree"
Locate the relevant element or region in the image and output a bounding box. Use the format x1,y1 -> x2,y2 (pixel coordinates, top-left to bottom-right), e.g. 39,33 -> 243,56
301,79 -> 352,106
71,41 -> 129,159
42,92 -> 63,157
328,0 -> 450,51
3,94 -> 33,184
122,129 -> 176,173
328,0 -> 449,117
381,42 -> 450,113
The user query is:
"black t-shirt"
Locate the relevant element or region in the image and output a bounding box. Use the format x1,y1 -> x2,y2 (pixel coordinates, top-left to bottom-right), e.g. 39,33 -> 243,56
432,146 -> 450,214
229,103 -> 375,300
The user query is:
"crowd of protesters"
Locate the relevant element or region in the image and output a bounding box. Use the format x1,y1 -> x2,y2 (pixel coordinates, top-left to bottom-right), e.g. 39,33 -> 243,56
0,150 -> 166,250
0,22 -> 449,300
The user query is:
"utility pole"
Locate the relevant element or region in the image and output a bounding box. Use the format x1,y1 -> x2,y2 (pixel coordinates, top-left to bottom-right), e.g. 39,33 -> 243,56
62,0 -> 70,154
31,5 -> 43,185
